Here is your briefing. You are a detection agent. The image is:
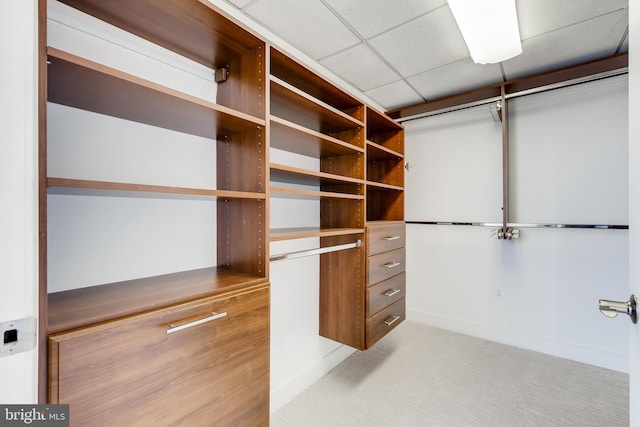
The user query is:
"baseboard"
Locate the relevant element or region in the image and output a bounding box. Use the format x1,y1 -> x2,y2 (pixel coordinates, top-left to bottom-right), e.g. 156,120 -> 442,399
407,309 -> 629,373
270,344 -> 356,413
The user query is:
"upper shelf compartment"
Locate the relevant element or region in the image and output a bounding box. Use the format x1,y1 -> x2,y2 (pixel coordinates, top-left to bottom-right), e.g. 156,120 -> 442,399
270,47 -> 364,146
366,106 -> 404,156
56,0 -> 266,119
271,48 -> 364,119
48,48 -> 265,140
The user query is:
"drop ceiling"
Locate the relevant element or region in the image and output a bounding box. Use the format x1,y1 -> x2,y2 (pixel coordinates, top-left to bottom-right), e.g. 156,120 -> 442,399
219,0 -> 629,112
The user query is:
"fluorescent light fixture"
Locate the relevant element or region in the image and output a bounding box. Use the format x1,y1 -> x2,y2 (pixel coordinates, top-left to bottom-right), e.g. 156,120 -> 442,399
447,0 -> 522,64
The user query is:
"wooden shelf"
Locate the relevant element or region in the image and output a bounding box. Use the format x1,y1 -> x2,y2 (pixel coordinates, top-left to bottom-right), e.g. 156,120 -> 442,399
271,163 -> 364,187
366,106 -> 404,155
366,181 -> 404,191
270,186 -> 365,200
270,77 -> 364,136
270,227 -> 364,242
57,0 -> 263,70
47,177 -> 266,200
271,116 -> 364,158
47,48 -> 265,140
48,267 -> 267,334
366,140 -> 404,160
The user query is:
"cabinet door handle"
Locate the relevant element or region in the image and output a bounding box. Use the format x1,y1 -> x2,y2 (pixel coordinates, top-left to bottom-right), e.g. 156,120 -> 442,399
383,315 -> 401,326
166,311 -> 227,334
382,261 -> 401,269
384,289 -> 401,297
382,235 -> 401,241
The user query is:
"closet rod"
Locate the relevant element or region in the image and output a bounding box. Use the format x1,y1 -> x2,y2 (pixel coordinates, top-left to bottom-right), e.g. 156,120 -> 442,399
270,239 -> 362,262
396,67 -> 627,123
406,221 -> 628,230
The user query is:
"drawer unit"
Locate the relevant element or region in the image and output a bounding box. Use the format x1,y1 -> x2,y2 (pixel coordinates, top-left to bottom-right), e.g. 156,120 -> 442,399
367,272 -> 406,317
365,221 -> 406,348
367,247 -> 405,285
366,297 -> 406,348
49,284 -> 270,427
366,221 -> 406,255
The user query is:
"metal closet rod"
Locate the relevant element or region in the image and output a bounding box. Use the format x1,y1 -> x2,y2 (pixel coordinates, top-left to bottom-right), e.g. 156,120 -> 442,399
395,66 -> 628,123
405,221 -> 628,230
270,239 -> 362,262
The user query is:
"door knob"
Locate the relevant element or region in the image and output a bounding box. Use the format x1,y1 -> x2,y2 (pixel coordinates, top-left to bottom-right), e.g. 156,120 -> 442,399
598,294 -> 638,324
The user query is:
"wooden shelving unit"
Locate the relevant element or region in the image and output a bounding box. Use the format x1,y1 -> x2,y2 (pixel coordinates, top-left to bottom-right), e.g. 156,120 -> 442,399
40,0 -> 406,421
40,0 -> 270,423
366,107 -> 405,222
269,47 -> 365,245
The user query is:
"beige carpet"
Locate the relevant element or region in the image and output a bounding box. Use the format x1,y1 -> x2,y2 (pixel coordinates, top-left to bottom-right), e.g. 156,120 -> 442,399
271,321 -> 628,427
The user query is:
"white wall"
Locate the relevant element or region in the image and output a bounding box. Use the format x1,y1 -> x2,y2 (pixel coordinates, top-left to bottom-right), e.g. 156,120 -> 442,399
0,0 -> 39,403
405,76 -> 629,372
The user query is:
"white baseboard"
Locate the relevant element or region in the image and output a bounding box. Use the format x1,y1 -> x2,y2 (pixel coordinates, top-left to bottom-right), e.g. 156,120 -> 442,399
270,344 -> 356,414
407,309 -> 629,373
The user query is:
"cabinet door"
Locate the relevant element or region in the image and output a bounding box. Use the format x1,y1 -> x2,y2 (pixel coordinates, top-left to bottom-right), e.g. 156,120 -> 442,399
49,286 -> 269,427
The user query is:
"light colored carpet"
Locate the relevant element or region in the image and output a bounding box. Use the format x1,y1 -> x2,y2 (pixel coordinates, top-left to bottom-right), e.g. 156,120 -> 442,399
271,321 -> 628,427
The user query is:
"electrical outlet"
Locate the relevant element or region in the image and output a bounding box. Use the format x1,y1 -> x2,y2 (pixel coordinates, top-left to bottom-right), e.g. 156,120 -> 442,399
0,317 -> 37,357
495,288 -> 503,299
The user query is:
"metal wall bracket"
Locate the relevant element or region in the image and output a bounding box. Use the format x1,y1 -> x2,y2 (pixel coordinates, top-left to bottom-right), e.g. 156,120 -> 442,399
491,228 -> 520,240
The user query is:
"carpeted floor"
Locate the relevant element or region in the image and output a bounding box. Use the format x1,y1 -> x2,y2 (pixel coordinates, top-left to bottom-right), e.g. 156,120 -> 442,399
271,321 -> 629,427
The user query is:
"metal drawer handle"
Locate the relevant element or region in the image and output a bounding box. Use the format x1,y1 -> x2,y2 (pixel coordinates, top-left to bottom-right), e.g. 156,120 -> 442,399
166,311 -> 227,334
382,235 -> 401,241
383,315 -> 401,326
382,262 -> 401,269
384,289 -> 401,297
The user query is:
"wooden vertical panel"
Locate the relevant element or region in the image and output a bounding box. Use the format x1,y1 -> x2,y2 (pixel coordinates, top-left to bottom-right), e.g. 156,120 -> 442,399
217,126 -> 265,193
216,45 -> 266,119
38,0 -> 48,403
217,198 -> 266,278
319,234 -> 366,349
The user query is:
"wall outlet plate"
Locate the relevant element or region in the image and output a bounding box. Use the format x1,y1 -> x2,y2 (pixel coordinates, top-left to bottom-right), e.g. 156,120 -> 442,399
0,317 -> 37,357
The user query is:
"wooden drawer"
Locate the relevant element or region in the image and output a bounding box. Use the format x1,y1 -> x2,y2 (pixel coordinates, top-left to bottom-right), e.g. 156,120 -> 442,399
366,297 -> 405,348
49,285 -> 270,427
367,272 -> 406,317
367,247 -> 405,285
366,221 -> 405,256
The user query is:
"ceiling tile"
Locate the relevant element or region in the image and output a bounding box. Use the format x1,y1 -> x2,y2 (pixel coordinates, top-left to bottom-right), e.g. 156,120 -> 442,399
322,0 -> 446,39
364,81 -> 424,111
408,60 -> 503,101
368,6 -> 469,78
517,0 -> 628,39
503,9 -> 629,80
245,0 -> 360,59
319,44 -> 400,91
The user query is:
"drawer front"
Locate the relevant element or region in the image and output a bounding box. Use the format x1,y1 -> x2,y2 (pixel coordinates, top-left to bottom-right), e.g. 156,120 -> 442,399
367,247 -> 405,285
366,297 -> 405,348
367,272 -> 406,317
366,222 -> 405,256
49,285 -> 270,427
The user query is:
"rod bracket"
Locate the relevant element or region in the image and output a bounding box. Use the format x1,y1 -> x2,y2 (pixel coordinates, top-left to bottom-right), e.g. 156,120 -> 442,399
491,228 -> 520,240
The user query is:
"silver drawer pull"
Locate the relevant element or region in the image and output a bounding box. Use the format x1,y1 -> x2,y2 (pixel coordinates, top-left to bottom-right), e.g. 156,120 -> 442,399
166,311 -> 227,334
384,289 -> 401,297
382,235 -> 401,241
383,315 -> 401,326
382,262 -> 401,269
